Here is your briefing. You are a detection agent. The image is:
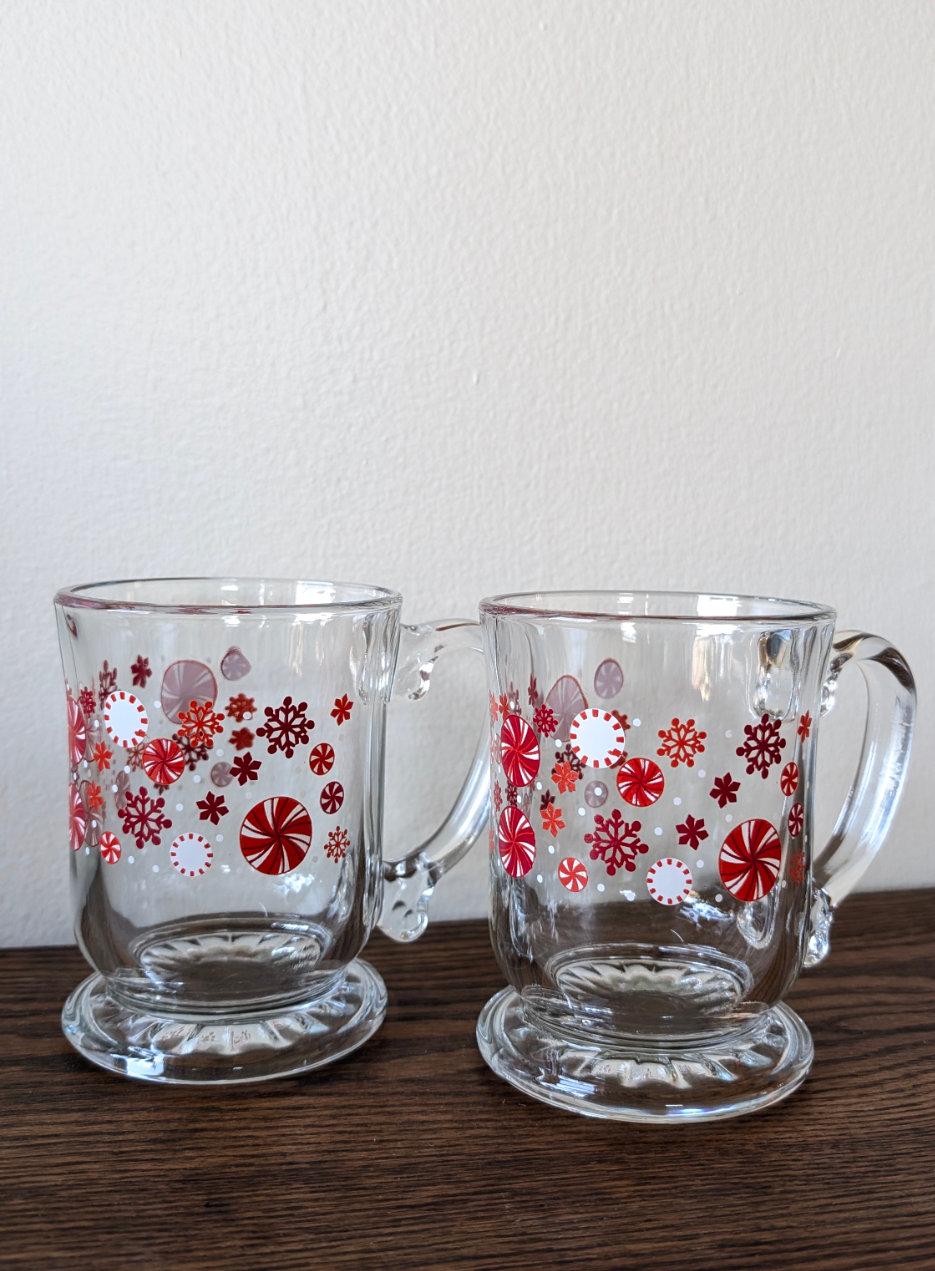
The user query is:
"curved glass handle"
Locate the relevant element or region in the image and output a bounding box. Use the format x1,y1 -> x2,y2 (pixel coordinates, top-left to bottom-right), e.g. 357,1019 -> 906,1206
805,630 -> 916,965
377,620 -> 489,942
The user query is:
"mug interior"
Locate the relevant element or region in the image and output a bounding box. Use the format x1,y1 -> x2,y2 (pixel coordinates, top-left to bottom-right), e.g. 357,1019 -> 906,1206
55,577 -> 402,612
480,590 -> 835,623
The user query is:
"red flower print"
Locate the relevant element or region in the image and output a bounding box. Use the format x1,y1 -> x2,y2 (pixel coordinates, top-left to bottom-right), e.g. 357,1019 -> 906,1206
78,686 -> 96,719
85,782 -> 104,813
797,712 -> 812,741
551,761 -> 578,794
196,791 -> 229,825
177,700 -> 225,749
229,727 -> 255,751
130,656 -> 152,688
675,814 -> 708,850
541,803 -> 565,836
229,752 -> 262,785
92,742 -> 112,772
657,718 -> 707,769
490,693 -> 500,724
709,772 -> 740,808
330,695 -> 354,726
226,694 -> 256,723
533,705 -> 557,737
498,694 -> 510,721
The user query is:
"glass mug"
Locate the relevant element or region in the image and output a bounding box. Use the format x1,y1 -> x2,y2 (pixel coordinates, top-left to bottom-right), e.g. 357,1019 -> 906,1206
55,578 -> 487,1084
476,591 -> 915,1122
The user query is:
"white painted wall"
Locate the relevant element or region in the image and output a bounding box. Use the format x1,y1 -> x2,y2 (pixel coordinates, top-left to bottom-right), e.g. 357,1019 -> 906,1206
1,1 -> 933,946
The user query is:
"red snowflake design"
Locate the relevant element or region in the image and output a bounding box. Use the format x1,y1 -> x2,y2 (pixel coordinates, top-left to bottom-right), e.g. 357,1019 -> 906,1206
780,762 -> 800,797
325,826 -> 350,861
130,656 -> 152,688
97,661 -> 118,710
616,757 -> 664,807
229,727 -> 255,751
788,802 -> 804,838
240,796 -> 312,875
68,785 -> 86,852
320,781 -> 344,815
141,737 -> 185,786
505,782 -> 519,808
66,694 -> 87,767
177,700 -> 225,749
553,743 -> 583,777
125,742 -> 147,772
330,695 -> 354,726
540,790 -> 554,811
657,718 -> 707,769
229,752 -> 262,785
309,742 -> 335,776
257,696 -> 314,757
541,803 -> 565,836
492,782 -> 503,815
675,815 -> 708,850
737,714 -> 787,779
790,849 -> 806,884
533,705 -> 557,737
528,676 -> 540,708
196,791 -> 229,824
497,807 -> 536,877
551,761 -> 578,794
118,785 -> 172,850
585,809 -> 648,876
86,782 -> 104,812
500,714 -> 540,786
797,712 -> 812,741
226,694 -> 256,723
78,686 -> 96,719
172,731 -> 209,770
498,694 -> 510,721
489,693 -> 500,725
719,818 -> 781,902
92,742 -> 112,772
709,772 -> 740,808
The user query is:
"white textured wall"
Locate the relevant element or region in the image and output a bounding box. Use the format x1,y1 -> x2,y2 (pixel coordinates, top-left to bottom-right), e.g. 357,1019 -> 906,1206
1,1 -> 933,946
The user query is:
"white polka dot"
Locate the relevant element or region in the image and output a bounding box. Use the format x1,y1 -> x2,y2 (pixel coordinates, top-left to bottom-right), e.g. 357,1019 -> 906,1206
123,766 -> 131,774
622,889 -> 635,901
152,864 -> 159,873
84,846 -> 89,855
548,844 -> 555,854
193,775 -> 202,784
128,855 -> 135,864
176,803 -> 184,811
153,700 -> 161,710
632,718 -> 641,727
111,785 -> 118,793
216,834 -> 223,842
725,814 -> 733,823
654,827 -> 663,836
673,796 -> 681,806
597,883 -> 605,892
535,782 -> 542,791
90,819 -> 97,829
715,893 -> 723,902
536,874 -> 543,883
697,769 -> 706,778
725,729 -> 732,738
781,879 -> 787,888
216,748 -> 224,758
696,859 -> 705,868
578,807 -> 586,816
82,760 -> 88,769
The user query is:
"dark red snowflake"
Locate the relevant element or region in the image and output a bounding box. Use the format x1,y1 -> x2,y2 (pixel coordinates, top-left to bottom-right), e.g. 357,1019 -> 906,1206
330,695 -> 353,726
172,731 -> 209,771
257,696 -> 314,757
325,826 -> 350,861
675,815 -> 708,850
528,676 -> 541,708
657,717 -> 707,768
229,727 -> 255,751
118,785 -> 172,850
709,772 -> 741,808
533,705 -> 557,737
737,714 -> 787,779
125,743 -> 147,772
78,686 -> 96,719
492,782 -> 503,814
130,656 -> 152,688
553,743 -> 583,777
584,809 -> 648,877
97,661 -> 118,710
797,712 -> 812,741
229,752 -> 262,785
505,683 -> 521,715
540,790 -> 555,812
226,694 -> 256,722
506,782 -> 519,808
196,791 -> 228,825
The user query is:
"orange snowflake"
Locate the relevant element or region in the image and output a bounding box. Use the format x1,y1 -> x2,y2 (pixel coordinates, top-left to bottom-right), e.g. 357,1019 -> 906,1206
92,742 -> 112,772
551,761 -> 578,794
177,700 -> 225,749
540,804 -> 565,836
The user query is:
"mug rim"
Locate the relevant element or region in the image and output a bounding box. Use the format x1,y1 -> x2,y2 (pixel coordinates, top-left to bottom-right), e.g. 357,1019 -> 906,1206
479,589 -> 836,624
54,576 -> 403,614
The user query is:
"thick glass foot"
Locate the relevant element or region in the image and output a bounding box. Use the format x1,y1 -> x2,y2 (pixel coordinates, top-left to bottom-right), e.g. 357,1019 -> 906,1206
62,959 -> 387,1085
476,987 -> 813,1123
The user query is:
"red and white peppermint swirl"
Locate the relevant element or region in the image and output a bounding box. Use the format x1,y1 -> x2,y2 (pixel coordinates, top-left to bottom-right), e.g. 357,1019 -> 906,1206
497,806 -> 536,877
616,756 -> 665,807
568,709 -> 626,769
99,832 -> 121,864
646,857 -> 693,906
320,781 -> 344,815
308,743 -> 335,776
160,660 -> 217,725
558,856 -> 588,892
240,796 -> 312,875
788,802 -> 804,837
543,675 -> 587,739
66,694 -> 87,767
780,761 -> 799,797
68,785 -> 86,851
718,818 -> 781,902
500,714 -> 540,787
142,737 -> 186,786
103,691 -> 149,750
170,832 -> 214,877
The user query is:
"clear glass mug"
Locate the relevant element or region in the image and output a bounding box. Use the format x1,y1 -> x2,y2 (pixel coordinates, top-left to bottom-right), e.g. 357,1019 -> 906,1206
55,578 -> 487,1084
476,591 -> 915,1122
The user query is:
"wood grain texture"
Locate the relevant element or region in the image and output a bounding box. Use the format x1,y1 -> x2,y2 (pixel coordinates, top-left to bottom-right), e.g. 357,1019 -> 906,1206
1,891 -> 934,1271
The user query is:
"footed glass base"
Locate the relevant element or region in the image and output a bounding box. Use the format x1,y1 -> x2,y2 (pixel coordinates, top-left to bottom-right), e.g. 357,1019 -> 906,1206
476,987 -> 813,1123
62,958 -> 387,1085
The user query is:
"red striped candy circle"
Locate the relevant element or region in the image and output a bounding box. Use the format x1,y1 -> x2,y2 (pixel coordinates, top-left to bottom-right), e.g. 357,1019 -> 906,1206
788,802 -> 804,837
100,832 -> 121,864
718,818 -> 781,902
646,857 -> 693,906
68,785 -> 86,851
616,756 -> 665,807
497,807 -> 536,878
240,796 -> 312,876
309,743 -> 335,776
568,709 -> 626,769
170,832 -> 214,877
66,695 -> 87,767
500,714 -> 540,787
142,737 -> 185,786
558,856 -> 588,892
780,761 -> 799,796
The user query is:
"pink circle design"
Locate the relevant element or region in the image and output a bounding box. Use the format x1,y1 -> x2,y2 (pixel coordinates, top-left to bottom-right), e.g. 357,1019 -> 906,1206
309,743 -> 335,776
584,780 -> 608,808
220,647 -> 251,681
99,832 -> 121,864
780,761 -> 800,797
558,856 -> 588,892
719,818 -> 781,902
593,659 -> 624,700
102,692 -> 149,750
500,715 -> 540,787
66,695 -> 87,767
788,802 -> 804,837
646,857 -> 693,906
141,738 -> 185,786
160,661 -> 218,725
68,785 -> 86,851
616,757 -> 665,807
543,676 -> 588,740
170,832 -> 214,877
568,709 -> 626,769
210,762 -> 233,787
320,781 -> 344,815
240,796 -> 312,875
497,807 -> 536,878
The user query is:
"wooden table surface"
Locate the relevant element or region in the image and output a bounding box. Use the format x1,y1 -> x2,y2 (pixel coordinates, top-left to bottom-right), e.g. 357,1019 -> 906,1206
1,890 -> 933,1270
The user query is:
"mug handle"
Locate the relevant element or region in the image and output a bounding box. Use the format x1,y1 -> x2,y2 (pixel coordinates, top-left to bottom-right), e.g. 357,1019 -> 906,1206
377,619 -> 489,942
804,630 -> 916,965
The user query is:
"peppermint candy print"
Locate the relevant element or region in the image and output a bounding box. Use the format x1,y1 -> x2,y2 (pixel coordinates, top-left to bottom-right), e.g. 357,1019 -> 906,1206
220,647 -> 251,681
141,737 -> 186,786
99,832 -> 121,864
500,714 -> 540,787
593,659 -> 624,700
544,676 -> 587,740
497,807 -> 536,878
66,694 -> 87,767
719,818 -> 781,902
788,802 -> 804,838
240,796 -> 312,875
568,709 -> 626,769
160,661 -> 218,725
320,781 -> 344,815
558,856 -> 588,892
646,857 -> 693,906
309,743 -> 335,776
616,756 -> 665,807
780,762 -> 800,797
103,692 -> 149,750
170,832 -> 214,877
68,785 -> 86,851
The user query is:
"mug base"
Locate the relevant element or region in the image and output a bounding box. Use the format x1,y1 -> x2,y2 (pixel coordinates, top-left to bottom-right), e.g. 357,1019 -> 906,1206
62,958 -> 387,1085
476,987 -> 813,1123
